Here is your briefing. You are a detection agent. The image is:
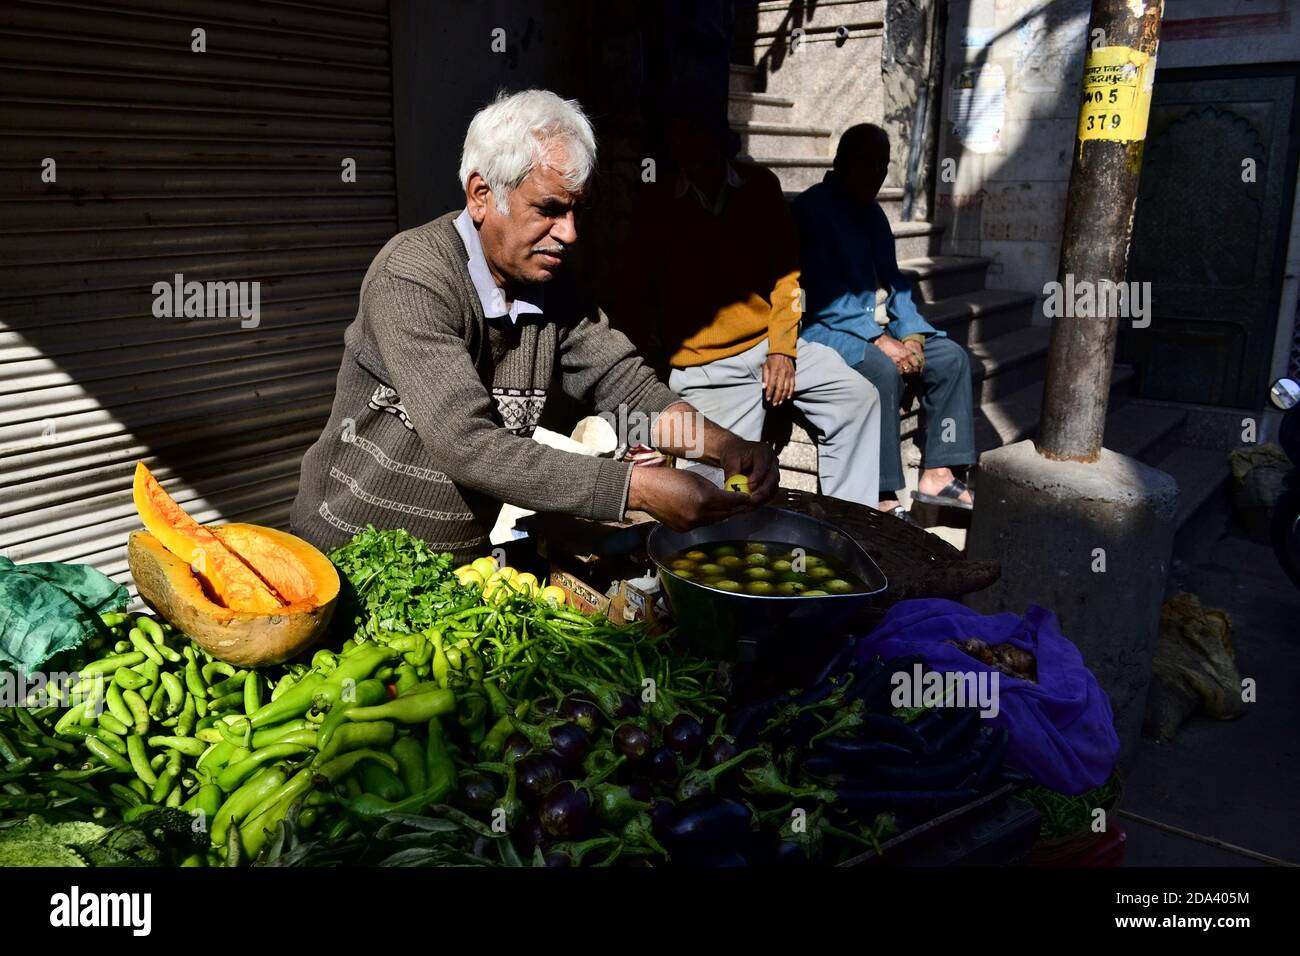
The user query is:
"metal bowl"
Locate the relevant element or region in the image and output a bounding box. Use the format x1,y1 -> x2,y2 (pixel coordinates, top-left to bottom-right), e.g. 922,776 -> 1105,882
647,507 -> 888,661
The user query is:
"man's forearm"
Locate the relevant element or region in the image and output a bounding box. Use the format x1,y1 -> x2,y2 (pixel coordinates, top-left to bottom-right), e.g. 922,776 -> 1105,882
650,401 -> 741,467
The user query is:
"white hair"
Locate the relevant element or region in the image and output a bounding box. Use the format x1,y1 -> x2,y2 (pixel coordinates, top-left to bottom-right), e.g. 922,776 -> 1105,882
458,89 -> 597,215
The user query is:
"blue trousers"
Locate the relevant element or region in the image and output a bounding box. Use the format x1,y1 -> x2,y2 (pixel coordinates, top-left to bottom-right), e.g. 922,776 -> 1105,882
852,337 -> 975,494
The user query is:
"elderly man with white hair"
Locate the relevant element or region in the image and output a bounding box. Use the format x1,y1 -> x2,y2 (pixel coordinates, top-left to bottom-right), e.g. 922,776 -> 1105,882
292,89 -> 778,560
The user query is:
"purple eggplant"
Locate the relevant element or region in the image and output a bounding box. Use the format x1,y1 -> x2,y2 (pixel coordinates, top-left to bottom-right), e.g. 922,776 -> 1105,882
516,754 -> 564,806
517,816 -> 546,853
646,747 -> 679,782
659,797 -> 753,851
701,734 -> 739,769
502,732 -> 532,764
559,697 -> 602,737
665,714 -> 705,759
456,772 -> 499,814
613,723 -> 654,761
539,781 -> 594,840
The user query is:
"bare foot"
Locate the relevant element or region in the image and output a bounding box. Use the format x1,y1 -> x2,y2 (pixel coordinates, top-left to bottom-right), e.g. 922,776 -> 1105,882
917,467 -> 973,505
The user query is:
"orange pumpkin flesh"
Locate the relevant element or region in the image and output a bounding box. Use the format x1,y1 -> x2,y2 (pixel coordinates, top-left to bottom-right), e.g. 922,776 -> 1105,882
132,462 -> 283,613
127,462 -> 340,665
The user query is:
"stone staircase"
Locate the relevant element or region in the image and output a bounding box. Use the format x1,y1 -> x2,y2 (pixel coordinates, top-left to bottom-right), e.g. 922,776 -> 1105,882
728,59 -> 1231,554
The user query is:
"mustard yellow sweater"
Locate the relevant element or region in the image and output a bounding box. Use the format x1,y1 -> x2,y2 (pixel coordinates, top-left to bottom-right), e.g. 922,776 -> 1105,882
617,159 -> 802,369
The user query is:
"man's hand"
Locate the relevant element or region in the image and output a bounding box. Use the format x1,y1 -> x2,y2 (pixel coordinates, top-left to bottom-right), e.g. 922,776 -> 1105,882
874,334 -> 919,376
628,466 -> 751,532
762,353 -> 796,405
717,437 -> 779,507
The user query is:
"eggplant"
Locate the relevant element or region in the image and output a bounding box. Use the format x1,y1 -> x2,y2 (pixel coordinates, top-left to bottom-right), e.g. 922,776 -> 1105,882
659,797 -> 753,851
665,714 -> 705,759
457,772 -> 499,814
921,708 -> 980,758
649,798 -> 676,829
701,734 -> 739,769
811,736 -> 916,769
850,655 -> 925,712
690,851 -> 749,867
831,787 -> 979,817
502,732 -> 532,764
562,674 -> 641,720
809,640 -> 858,688
856,749 -> 983,789
559,697 -> 602,737
516,754 -> 564,806
974,727 -> 1010,789
517,816 -> 546,852
646,747 -> 679,782
548,723 -> 591,767
613,723 -> 654,761
860,713 -> 927,752
626,780 -> 653,803
539,781 -> 593,840
726,693 -> 790,745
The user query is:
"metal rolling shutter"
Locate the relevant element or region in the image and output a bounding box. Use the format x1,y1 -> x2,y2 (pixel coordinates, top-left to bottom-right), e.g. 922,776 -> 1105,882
0,0 -> 396,590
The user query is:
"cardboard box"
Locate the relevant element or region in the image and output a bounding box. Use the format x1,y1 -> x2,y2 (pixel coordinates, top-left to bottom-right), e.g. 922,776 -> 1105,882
548,567 -> 610,616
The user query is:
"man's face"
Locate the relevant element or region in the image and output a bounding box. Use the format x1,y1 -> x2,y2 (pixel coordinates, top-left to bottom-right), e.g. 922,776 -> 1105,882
839,144 -> 890,205
468,148 -> 586,287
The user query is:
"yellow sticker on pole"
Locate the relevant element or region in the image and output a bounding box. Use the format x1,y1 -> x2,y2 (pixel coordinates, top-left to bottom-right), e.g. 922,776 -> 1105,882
1076,46 -> 1156,143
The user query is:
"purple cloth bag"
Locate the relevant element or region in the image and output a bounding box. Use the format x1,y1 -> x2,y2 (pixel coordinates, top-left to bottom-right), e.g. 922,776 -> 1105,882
854,598 -> 1119,794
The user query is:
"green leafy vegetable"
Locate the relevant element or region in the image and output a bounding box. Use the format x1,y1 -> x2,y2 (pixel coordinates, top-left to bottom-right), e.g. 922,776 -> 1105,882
327,527 -> 462,638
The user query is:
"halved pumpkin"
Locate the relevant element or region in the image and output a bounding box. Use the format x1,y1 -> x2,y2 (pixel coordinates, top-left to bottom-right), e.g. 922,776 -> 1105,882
132,462 -> 283,613
128,525 -> 339,667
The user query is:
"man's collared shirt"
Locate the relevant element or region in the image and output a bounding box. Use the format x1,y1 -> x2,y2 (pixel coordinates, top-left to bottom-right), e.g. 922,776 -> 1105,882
673,162 -> 744,217
453,207 -> 544,324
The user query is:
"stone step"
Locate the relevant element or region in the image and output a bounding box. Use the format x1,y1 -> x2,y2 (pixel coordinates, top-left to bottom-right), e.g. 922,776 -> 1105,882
1153,444 -> 1232,561
1103,402 -> 1188,465
756,155 -> 834,192
891,220 -> 944,260
961,364 -> 1137,455
917,288 -> 1037,348
732,121 -> 833,159
899,255 -> 992,302
755,0 -> 886,35
729,90 -> 796,124
968,326 -> 1053,404
729,63 -> 759,94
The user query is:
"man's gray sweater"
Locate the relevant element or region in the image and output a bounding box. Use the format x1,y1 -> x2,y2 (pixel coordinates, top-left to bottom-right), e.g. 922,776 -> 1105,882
290,211 -> 679,561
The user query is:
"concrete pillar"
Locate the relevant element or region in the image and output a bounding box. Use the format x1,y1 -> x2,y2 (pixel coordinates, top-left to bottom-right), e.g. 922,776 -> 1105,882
967,440 -> 1178,763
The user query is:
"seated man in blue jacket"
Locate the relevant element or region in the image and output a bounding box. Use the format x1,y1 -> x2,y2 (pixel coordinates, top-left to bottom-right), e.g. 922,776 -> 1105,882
792,123 -> 974,520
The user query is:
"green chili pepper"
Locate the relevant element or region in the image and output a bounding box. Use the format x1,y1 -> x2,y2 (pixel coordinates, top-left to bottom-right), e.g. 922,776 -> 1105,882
99,611 -> 130,628
151,767 -> 179,804
341,718 -> 457,817
110,781 -> 143,807
216,743 -> 311,793
86,736 -> 132,773
112,667 -> 149,691
393,663 -> 419,695
97,712 -> 131,737
430,629 -> 450,687
176,695 -> 197,738
391,735 -> 426,795
94,727 -> 127,755
183,652 -> 207,699
345,687 -> 454,725
128,627 -> 164,666
247,644 -> 393,730
209,690 -> 245,712
243,673 -> 262,716
358,760 -> 405,801
121,689 -> 150,735
484,680 -> 511,720
79,652 -> 146,676
212,766 -> 286,847
217,716 -> 253,750
208,672 -> 247,698
125,735 -> 157,786
160,672 -> 185,716
315,721 -> 395,765
249,719 -> 316,750
316,678 -> 387,754
148,735 -> 207,757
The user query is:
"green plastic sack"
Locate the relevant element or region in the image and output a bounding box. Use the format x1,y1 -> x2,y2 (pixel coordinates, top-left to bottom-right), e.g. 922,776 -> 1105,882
0,555 -> 129,674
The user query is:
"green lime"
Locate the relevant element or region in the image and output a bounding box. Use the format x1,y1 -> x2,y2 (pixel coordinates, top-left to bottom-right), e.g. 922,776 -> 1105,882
744,552 -> 769,566
713,579 -> 743,592
803,555 -> 826,568
774,580 -> 806,596
807,566 -> 835,581
685,550 -> 709,562
717,555 -> 744,569
745,580 -> 775,595
668,559 -> 696,572
770,559 -> 793,573
711,545 -> 740,558
743,567 -> 774,581
743,542 -> 769,555
803,589 -> 829,596
697,563 -> 725,577
825,578 -> 854,594
674,569 -> 695,580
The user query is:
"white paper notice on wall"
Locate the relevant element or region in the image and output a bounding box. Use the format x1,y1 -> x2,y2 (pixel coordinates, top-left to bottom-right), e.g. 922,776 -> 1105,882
949,65 -> 1006,154
963,26 -> 995,48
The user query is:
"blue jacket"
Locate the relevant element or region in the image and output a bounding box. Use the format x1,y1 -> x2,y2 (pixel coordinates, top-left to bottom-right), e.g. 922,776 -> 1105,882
791,172 -> 942,365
